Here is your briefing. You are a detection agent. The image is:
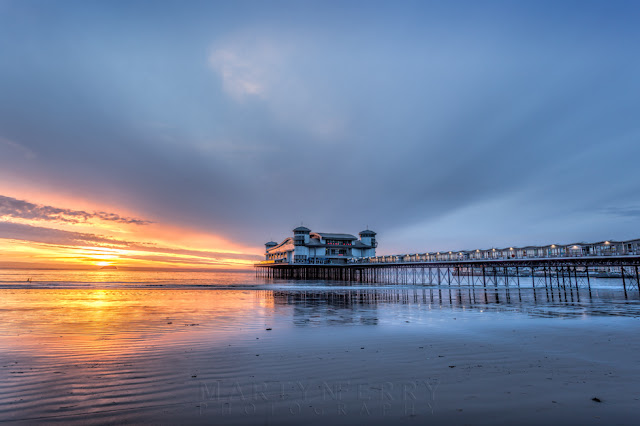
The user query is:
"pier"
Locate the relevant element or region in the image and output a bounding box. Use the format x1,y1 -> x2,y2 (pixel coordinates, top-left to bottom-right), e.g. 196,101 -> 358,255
256,252 -> 640,295
257,235 -> 640,294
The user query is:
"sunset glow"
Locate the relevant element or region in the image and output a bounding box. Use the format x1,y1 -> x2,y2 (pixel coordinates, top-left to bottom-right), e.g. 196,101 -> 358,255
0,194 -> 260,270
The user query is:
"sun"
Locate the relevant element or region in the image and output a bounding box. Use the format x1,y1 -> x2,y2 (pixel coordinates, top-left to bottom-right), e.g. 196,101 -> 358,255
96,261 -> 111,267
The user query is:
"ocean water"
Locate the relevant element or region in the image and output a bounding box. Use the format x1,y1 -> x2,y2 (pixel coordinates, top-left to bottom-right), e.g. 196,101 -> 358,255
0,267 -> 636,290
0,269 -> 254,289
1,269 -> 639,424
0,268 -> 637,319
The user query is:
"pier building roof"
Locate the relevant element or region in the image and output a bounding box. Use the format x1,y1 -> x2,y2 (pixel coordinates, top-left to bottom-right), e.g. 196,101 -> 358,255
313,233 -> 357,240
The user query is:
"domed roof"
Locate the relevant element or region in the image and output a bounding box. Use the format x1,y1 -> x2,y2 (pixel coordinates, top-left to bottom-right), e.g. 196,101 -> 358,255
359,229 -> 376,236
265,241 -> 278,246
293,226 -> 311,233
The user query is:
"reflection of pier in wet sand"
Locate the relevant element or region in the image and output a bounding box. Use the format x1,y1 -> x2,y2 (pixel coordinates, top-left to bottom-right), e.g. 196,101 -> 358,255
260,285 -> 640,322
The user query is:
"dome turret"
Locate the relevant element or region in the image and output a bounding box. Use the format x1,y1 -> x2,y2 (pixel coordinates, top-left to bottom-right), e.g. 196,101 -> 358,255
293,226 -> 311,245
359,229 -> 377,250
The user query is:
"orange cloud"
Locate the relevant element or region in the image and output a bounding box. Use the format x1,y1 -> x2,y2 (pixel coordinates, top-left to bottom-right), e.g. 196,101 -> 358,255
0,194 -> 262,271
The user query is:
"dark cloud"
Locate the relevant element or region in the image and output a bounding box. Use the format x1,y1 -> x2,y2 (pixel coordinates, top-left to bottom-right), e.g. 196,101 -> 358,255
0,221 -> 124,246
600,207 -> 640,219
0,195 -> 151,225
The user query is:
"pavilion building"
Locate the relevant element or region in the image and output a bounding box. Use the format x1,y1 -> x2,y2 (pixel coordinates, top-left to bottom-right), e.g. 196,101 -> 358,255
265,227 -> 377,264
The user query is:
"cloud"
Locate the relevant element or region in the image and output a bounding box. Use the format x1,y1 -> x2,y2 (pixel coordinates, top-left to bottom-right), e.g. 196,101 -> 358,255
125,242 -> 260,262
0,136 -> 35,159
600,207 -> 640,218
96,253 -> 243,267
0,221 -> 124,246
0,221 -> 261,262
0,195 -> 151,225
209,41 -> 281,99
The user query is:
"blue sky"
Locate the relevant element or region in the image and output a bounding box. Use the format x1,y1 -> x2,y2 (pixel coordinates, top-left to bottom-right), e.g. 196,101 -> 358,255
1,0 -> 639,260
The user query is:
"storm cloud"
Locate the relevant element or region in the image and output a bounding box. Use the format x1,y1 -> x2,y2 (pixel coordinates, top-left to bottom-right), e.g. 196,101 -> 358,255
1,1 -> 639,254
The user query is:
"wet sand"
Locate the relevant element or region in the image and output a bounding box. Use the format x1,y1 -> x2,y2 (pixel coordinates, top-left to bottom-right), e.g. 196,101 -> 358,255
1,284 -> 639,424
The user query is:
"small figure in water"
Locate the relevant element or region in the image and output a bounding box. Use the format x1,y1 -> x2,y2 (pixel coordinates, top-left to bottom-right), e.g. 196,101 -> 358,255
26,277 -> 31,283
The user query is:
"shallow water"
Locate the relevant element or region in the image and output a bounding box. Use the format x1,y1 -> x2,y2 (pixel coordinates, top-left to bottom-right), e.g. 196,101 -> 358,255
1,270 -> 639,424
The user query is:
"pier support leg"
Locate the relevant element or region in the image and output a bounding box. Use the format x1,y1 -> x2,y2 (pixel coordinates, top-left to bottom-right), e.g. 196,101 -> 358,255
533,266 -> 537,288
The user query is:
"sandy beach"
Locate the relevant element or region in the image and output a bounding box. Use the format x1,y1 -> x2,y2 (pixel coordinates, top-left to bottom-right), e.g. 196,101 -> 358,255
1,274 -> 639,425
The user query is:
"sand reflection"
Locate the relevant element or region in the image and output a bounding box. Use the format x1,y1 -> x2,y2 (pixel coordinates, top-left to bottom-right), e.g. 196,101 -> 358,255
0,289 -> 276,359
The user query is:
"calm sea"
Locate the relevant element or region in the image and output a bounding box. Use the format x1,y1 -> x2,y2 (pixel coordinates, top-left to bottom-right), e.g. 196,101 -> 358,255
0,268 -> 638,318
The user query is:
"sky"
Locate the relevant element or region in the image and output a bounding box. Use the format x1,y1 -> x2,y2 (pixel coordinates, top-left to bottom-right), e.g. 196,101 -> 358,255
1,0 -> 640,269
